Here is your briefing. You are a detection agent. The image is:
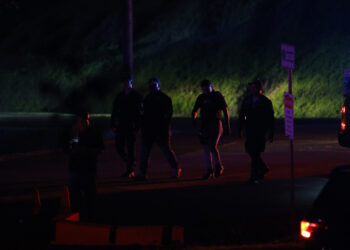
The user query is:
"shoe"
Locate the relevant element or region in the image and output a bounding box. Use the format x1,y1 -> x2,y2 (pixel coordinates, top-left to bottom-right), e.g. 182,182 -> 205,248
121,170 -> 135,178
202,170 -> 214,180
261,166 -> 270,175
215,165 -> 224,178
248,179 -> 260,184
133,174 -> 148,181
172,168 -> 182,179
256,167 -> 269,180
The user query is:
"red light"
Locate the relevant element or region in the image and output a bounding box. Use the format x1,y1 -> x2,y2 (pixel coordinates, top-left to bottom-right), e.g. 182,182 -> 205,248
300,220 -> 320,239
341,121 -> 346,131
65,212 -> 80,222
342,105 -> 346,114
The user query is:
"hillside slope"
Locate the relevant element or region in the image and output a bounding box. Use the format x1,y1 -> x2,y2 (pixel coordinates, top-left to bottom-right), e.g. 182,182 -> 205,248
1,0 -> 349,117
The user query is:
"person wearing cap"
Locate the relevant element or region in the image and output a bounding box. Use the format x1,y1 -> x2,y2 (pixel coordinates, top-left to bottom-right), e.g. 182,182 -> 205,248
238,80 -> 274,183
111,77 -> 142,178
64,112 -> 104,219
192,79 -> 231,179
136,77 -> 181,180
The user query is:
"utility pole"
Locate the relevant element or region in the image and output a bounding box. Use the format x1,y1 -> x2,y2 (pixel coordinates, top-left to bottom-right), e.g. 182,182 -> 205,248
124,0 -> 134,79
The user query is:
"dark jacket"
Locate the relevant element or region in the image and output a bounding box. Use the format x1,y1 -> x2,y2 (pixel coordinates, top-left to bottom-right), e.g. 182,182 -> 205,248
141,91 -> 173,133
111,89 -> 142,130
238,94 -> 274,138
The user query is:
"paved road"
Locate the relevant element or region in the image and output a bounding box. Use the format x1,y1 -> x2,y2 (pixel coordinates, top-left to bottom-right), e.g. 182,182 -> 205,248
1,121 -> 349,248
0,127 -> 348,201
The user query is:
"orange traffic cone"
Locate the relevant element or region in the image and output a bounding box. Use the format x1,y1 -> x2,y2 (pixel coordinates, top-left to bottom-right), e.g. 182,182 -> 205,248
60,185 -> 71,216
33,186 -> 41,215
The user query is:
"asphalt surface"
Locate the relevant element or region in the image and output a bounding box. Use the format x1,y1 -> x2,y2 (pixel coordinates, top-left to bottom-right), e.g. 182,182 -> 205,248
0,117 -> 349,249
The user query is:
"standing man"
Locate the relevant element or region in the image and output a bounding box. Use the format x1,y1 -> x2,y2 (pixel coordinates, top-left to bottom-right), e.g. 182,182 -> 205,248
137,77 -> 181,180
192,79 -> 231,179
64,112 -> 104,220
111,78 -> 142,178
238,80 -> 274,183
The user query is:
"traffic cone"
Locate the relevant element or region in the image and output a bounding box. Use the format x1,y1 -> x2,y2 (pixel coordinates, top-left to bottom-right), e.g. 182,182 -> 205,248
33,186 -> 41,215
60,185 -> 71,216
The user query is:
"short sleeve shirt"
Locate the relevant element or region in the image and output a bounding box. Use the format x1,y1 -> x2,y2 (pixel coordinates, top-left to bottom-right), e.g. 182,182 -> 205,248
193,91 -> 227,123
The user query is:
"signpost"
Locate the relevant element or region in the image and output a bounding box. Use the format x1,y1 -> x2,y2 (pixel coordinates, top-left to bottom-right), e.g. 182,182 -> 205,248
281,43 -> 295,232
344,69 -> 350,96
284,93 -> 294,140
281,44 -> 295,70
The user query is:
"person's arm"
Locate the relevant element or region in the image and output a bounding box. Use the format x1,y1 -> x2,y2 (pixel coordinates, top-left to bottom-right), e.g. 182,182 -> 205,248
237,99 -> 246,138
218,93 -> 230,136
110,95 -> 119,132
139,96 -> 146,131
192,96 -> 201,128
267,100 -> 275,142
134,92 -> 142,131
162,95 -> 173,126
223,106 -> 231,136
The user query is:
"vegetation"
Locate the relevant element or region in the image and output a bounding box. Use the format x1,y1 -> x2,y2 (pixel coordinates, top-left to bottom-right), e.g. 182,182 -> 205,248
0,0 -> 349,117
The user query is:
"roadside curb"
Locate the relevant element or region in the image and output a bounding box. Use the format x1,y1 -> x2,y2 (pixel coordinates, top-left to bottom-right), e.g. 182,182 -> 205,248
53,213 -> 184,247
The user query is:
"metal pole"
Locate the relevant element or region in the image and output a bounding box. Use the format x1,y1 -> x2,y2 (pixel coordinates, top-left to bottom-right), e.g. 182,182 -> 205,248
288,68 -> 295,232
125,0 -> 133,78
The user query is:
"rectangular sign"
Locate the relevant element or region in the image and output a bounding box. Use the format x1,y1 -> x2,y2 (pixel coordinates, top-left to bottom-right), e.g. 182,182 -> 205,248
284,93 -> 294,140
281,44 -> 295,53
344,69 -> 350,96
281,43 -> 295,70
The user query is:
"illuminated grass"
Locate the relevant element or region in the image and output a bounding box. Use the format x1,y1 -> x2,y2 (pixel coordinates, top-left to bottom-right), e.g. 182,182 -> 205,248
0,0 -> 347,118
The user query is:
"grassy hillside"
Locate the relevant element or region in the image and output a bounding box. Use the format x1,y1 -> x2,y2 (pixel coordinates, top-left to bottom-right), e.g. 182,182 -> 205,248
0,0 -> 349,117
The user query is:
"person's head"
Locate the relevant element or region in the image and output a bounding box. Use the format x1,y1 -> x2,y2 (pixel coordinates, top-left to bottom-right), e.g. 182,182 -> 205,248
75,112 -> 90,133
249,80 -> 263,96
148,77 -> 160,93
122,78 -> 133,90
200,79 -> 213,95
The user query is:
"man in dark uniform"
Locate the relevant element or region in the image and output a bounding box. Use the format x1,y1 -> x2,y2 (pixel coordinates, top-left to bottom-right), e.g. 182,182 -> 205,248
192,79 -> 231,179
111,78 -> 142,178
65,112 -> 104,219
137,77 -> 181,180
238,80 -> 274,183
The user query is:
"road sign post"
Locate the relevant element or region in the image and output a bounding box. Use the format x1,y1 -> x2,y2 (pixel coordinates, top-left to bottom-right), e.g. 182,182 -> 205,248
344,69 -> 350,96
284,93 -> 294,139
281,43 -> 295,232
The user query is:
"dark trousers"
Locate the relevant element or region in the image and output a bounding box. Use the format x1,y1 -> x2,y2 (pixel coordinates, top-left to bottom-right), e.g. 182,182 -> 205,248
115,127 -> 136,171
139,130 -> 178,175
200,122 -> 223,171
245,132 -> 269,180
69,171 -> 96,220
247,151 -> 268,180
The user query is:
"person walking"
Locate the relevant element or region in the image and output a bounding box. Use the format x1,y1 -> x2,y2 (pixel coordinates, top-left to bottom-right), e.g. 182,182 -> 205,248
136,77 -> 181,180
192,79 -> 230,179
64,112 -> 104,220
238,80 -> 274,183
111,78 -> 142,178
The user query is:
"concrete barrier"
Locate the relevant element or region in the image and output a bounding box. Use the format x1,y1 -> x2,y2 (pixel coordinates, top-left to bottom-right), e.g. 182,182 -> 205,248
55,221 -> 111,246
115,226 -> 163,246
53,214 -> 184,246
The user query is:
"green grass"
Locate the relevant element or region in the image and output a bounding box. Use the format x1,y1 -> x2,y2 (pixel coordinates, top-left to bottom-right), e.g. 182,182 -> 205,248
0,0 -> 348,118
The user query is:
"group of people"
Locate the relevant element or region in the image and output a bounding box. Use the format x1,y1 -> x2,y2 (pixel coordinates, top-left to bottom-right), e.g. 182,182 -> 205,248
65,77 -> 274,218
111,77 -> 180,181
110,77 -> 274,182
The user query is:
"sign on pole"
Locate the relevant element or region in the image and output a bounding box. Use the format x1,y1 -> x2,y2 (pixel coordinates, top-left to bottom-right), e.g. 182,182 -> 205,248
281,43 -> 296,233
281,44 -> 295,70
284,93 -> 294,140
344,69 -> 350,96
